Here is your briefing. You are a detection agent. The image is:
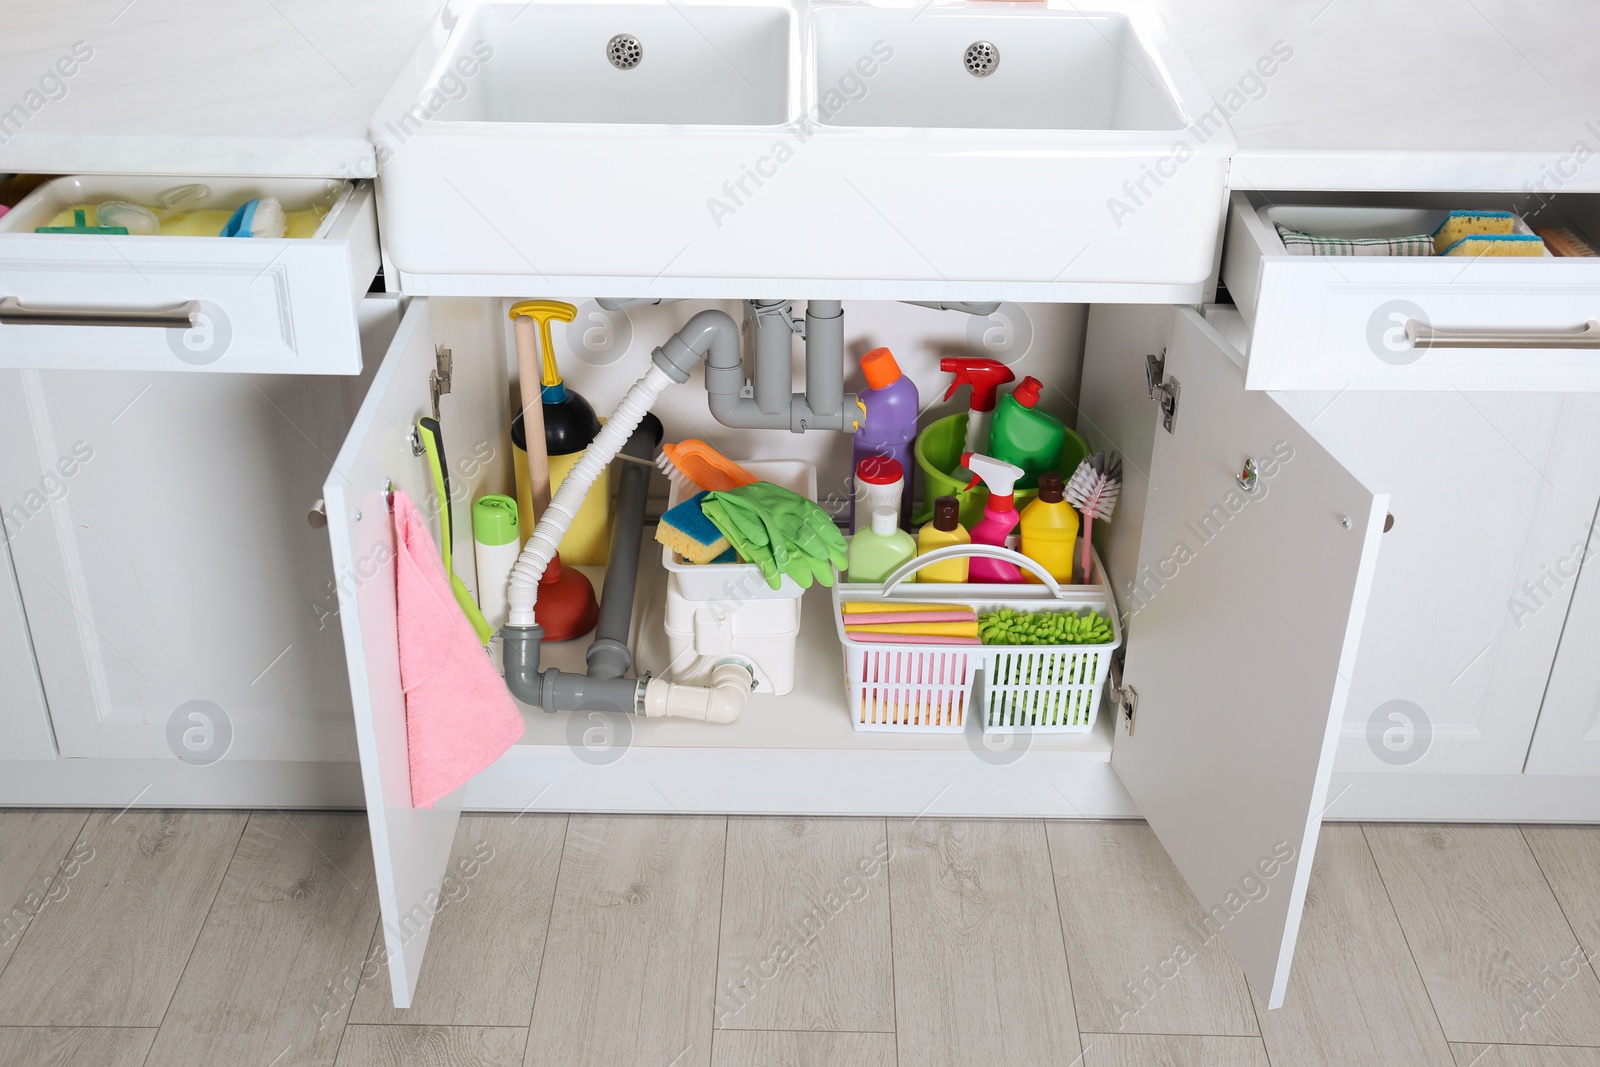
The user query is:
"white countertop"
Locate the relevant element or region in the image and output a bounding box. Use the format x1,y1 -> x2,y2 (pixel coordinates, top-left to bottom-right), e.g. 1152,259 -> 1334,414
1155,0 -> 1600,191
0,0 -> 440,178
2,0 -> 1597,191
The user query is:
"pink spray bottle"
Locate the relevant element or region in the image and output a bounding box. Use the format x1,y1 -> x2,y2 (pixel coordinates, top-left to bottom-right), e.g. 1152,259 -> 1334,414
963,453 -> 1026,584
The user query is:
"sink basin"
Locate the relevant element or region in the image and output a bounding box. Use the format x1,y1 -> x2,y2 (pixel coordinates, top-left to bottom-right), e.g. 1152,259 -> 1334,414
811,6 -> 1184,132
375,0 -> 1234,300
429,2 -> 795,126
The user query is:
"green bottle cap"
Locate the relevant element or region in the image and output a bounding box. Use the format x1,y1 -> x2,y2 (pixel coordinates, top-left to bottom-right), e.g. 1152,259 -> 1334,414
472,494 -> 519,546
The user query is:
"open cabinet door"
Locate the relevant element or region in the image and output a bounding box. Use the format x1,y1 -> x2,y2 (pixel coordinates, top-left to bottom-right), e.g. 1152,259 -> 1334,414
1112,308 -> 1387,1009
324,297 -> 460,1009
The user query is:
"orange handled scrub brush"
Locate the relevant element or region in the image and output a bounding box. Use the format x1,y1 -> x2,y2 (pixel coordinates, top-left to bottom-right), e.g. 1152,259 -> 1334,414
655,439 -> 760,494
1065,451 -> 1122,585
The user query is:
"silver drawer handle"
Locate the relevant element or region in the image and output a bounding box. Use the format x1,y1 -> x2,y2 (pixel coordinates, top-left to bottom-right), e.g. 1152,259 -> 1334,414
0,296 -> 201,330
1406,319 -> 1600,350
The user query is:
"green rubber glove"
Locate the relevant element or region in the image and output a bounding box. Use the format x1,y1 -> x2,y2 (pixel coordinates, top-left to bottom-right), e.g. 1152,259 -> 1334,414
701,482 -> 847,590
700,493 -> 783,588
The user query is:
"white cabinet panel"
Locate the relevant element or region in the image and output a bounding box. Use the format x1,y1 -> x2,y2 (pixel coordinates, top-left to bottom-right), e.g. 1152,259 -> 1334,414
1283,389 -> 1600,775
1526,512 -> 1600,776
1113,308 -> 1387,1009
0,532 -> 53,759
0,303 -> 390,761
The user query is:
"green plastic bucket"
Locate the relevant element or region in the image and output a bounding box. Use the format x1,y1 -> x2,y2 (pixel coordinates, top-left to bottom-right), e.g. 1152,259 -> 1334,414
913,412 -> 1089,527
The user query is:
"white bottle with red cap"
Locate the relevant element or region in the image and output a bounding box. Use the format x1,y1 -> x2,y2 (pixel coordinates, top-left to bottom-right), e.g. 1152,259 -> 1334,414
852,455 -> 905,534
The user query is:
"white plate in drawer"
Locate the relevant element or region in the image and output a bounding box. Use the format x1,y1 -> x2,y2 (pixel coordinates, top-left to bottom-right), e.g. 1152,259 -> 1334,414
1222,192 -> 1600,391
0,176 -> 379,374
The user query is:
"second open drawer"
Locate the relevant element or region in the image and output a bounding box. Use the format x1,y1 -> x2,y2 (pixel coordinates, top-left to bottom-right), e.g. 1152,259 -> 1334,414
1222,191 -> 1600,391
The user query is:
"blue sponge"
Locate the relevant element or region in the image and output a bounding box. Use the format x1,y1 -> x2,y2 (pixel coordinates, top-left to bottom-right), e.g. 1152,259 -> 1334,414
655,491 -> 735,564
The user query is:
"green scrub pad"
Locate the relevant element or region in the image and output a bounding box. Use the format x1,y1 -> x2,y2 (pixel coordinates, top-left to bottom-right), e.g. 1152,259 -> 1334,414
655,491 -> 735,564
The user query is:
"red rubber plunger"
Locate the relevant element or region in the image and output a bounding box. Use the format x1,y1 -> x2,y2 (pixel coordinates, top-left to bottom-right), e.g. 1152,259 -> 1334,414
534,555 -> 598,642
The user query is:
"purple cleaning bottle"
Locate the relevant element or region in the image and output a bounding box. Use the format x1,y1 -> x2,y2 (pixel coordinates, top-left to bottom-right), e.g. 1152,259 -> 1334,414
852,346 -> 919,531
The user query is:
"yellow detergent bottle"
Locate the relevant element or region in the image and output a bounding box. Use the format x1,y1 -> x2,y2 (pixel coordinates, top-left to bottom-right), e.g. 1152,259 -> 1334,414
915,496 -> 971,583
1020,471 -> 1079,584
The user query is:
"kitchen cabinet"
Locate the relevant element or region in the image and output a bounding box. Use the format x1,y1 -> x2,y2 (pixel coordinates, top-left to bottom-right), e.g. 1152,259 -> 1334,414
1196,307 -> 1600,776
327,296 -> 1384,1010
1525,513 -> 1600,776
0,300 -> 397,764
1216,192 -> 1600,778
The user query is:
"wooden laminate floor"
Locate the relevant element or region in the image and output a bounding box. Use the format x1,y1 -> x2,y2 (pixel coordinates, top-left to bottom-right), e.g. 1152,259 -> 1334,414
1,811 -> 1598,1067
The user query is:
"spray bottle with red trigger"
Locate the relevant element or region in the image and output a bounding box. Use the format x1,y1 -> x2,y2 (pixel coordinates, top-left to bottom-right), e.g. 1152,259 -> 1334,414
940,357 -> 1016,457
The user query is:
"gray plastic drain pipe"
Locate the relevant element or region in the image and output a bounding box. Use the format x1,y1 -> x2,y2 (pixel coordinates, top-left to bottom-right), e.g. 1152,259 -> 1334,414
501,395 -> 754,720
586,414 -> 663,681
656,304 -> 859,434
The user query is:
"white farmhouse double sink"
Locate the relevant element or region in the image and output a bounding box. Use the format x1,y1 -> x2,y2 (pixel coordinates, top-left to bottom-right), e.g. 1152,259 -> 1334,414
375,0 -> 1233,300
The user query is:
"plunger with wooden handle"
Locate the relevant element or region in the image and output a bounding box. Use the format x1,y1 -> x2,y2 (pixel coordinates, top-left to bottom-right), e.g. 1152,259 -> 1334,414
508,300 -> 595,641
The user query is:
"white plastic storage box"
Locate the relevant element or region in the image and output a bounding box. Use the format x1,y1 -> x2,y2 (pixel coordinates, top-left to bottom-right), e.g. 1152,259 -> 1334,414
663,588 -> 801,695
660,459 -> 816,695
833,543 -> 1120,734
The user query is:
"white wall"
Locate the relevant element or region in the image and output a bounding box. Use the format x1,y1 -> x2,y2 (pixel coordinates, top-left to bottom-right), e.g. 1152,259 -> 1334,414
494,298 -> 1087,516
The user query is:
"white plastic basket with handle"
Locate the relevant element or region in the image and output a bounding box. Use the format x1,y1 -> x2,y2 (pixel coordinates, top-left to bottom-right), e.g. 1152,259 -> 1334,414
833,542 -> 1120,734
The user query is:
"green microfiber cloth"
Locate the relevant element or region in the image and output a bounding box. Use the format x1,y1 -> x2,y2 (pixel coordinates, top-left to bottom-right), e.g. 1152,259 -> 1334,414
655,491 -> 736,564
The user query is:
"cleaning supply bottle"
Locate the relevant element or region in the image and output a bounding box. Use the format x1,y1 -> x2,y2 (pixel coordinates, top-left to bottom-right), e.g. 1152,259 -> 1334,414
1019,471 -> 1078,584
472,495 -> 521,628
940,357 -> 1016,457
847,506 -> 917,584
964,453 -> 1026,584
988,376 -> 1066,491
852,456 -> 904,534
916,496 -> 971,583
852,347 -> 919,531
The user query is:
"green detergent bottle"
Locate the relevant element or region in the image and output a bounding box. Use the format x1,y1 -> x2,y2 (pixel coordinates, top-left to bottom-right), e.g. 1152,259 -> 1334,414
987,377 -> 1066,491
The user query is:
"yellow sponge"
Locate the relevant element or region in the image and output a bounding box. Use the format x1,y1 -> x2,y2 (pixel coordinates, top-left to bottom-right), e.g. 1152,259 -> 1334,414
1439,234 -> 1545,257
655,491 -> 733,564
1433,210 -> 1516,254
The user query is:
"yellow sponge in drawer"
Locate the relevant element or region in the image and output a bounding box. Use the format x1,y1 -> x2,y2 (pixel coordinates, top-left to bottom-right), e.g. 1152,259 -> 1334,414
1433,210 -> 1516,254
1438,233 -> 1546,257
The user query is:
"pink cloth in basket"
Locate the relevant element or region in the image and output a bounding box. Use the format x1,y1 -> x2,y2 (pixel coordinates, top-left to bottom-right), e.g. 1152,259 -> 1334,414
844,633 -> 981,645
839,611 -> 975,625
393,490 -> 523,808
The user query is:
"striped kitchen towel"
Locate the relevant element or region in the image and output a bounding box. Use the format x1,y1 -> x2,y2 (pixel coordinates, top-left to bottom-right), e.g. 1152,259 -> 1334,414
1276,224 -> 1434,257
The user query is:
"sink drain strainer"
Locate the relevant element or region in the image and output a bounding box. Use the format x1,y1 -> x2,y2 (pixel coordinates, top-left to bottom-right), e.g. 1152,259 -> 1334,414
607,34 -> 643,69
963,40 -> 999,77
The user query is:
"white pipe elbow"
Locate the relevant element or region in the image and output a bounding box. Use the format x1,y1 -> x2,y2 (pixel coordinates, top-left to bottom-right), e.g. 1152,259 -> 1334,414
643,660 -> 755,723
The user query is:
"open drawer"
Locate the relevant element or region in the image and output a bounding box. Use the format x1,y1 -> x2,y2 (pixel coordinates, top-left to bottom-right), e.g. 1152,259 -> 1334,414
0,176 -> 379,374
1222,191 -> 1600,391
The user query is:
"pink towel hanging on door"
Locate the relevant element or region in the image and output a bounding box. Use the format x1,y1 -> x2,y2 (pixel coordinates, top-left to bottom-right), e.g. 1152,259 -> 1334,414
393,490 -> 523,808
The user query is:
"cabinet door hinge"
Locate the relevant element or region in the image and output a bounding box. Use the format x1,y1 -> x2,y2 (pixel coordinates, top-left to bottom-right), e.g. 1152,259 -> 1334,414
430,346 -> 453,420
1109,653 -> 1138,735
1145,349 -> 1179,435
